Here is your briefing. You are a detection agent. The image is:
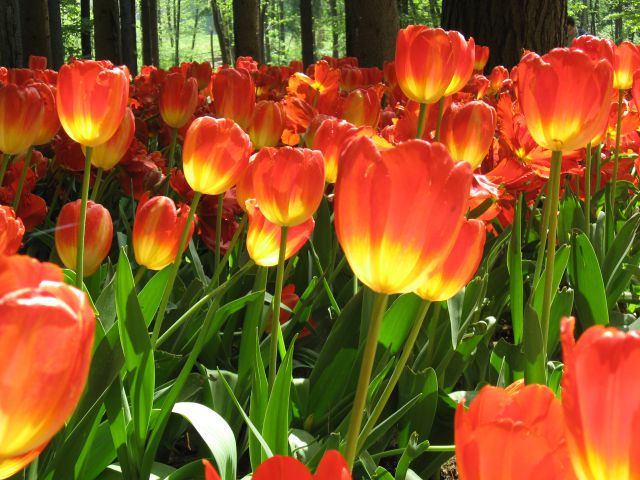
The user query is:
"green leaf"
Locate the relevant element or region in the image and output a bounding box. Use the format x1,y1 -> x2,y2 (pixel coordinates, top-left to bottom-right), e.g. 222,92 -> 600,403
547,288 -> 574,356
139,266 -> 171,327
523,303 -> 546,384
397,368 -> 438,448
263,343 -> 295,456
313,196 -> 333,269
379,293 -> 424,355
508,196 -> 524,344
250,331 -> 269,468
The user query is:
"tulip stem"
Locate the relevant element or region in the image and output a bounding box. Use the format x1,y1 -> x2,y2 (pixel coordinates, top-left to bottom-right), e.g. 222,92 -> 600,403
344,292 -> 389,470
356,299 -> 431,453
26,457 -> 38,480
532,184 -> 551,288
584,142 -> 592,233
416,102 -> 427,139
209,214 -> 247,292
213,193 -> 224,287
12,146 -> 33,212
0,153 -> 11,186
594,143 -> 602,194
610,88 -> 624,232
434,97 -> 445,142
151,191 -> 202,348
163,127 -> 179,195
75,147 -> 93,289
134,265 -> 147,285
268,225 -> 289,391
90,167 -> 104,201
540,150 -> 563,359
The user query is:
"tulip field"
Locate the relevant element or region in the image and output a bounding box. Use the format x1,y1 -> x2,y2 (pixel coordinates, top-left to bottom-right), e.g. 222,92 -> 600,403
3,25 -> 640,480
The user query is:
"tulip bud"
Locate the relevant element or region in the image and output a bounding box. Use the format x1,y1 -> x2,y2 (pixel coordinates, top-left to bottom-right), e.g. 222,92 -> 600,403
82,107 -> 135,171
252,451 -> 351,480
202,460 -> 221,480
474,45 -> 489,71
341,87 -> 381,128
212,68 -> 256,130
0,206 -> 25,255
31,82 -> 60,146
311,118 -> 361,184
0,83 -> 44,155
248,100 -> 286,149
236,156 -> 257,211
159,72 -> 199,129
613,41 -> 640,90
55,200 -> 113,276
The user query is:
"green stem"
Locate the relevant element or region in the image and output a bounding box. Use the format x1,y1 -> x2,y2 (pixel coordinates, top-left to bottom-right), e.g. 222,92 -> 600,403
214,193 -> 224,287
268,225 -> 289,391
26,456 -> 38,480
344,292 -> 389,470
12,146 -> 33,212
208,214 -> 247,291
163,127 -> 179,195
134,265 -> 147,285
90,167 -> 104,201
584,142 -> 592,233
151,191 -> 202,347
370,445 -> 455,460
540,151 -> 563,357
610,89 -> 624,230
0,153 -> 11,187
356,299 -> 431,453
308,239 -> 341,315
75,147 -> 93,289
416,102 -> 427,139
532,184 -> 551,288
434,97 -> 445,142
594,143 -> 602,194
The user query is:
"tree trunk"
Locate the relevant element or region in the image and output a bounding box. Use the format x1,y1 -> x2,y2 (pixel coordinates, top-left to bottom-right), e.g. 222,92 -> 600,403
141,0 -> 160,66
120,0 -> 137,73
614,0 -> 623,42
233,0 -> 262,62
330,0 -> 338,57
345,0 -> 398,67
165,0 -> 174,49
81,0 -> 92,57
21,0 -> 52,65
442,0 -> 567,70
94,0 -> 122,63
175,0 -> 181,65
149,0 -> 159,64
191,6 -> 200,54
0,0 -> 23,67
211,0 -> 231,64
48,0 -> 64,68
278,0 -> 285,58
300,0 -> 314,67
264,0 -> 271,62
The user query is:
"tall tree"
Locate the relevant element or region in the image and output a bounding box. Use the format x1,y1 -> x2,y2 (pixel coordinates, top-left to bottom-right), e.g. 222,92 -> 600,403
21,0 -> 52,64
120,0 -> 137,73
48,0 -> 64,68
211,0 -> 232,64
175,0 -> 181,65
0,0 -> 23,67
442,0 -> 567,69
94,0 -> 122,63
233,0 -> 263,62
300,0 -> 314,67
345,0 -> 398,67
330,0 -> 338,57
81,0 -> 92,57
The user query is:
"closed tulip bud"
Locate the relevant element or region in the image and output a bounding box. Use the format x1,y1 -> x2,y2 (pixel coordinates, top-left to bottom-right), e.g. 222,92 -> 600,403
335,136 -> 472,294
212,67 -> 256,130
517,49 -> 612,152
82,107 -> 135,171
0,206 -> 25,255
0,255 -> 94,475
31,82 -> 60,146
56,60 -> 129,147
252,147 -> 325,227
613,41 -> 640,90
0,83 -> 44,154
133,194 -> 195,271
443,32 -> 475,96
311,118 -> 361,184
184,61 -> 213,91
159,72 -> 199,129
245,199 -> 314,266
414,219 -> 485,301
561,317 -> 640,480
182,116 -> 252,195
571,35 -> 615,65
455,383 -> 574,479
252,451 -> 351,480
441,101 -> 496,169
474,45 -> 489,71
55,200 -> 113,276
341,87 -> 381,128
249,100 -> 286,149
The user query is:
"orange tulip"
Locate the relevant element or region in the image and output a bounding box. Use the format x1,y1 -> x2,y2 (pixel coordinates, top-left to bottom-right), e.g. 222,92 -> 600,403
248,100 -> 286,149
252,451 -> 351,480
633,71 -> 640,111
311,118 -> 361,183
245,199 -> 314,266
133,194 -> 195,271
443,31 -> 475,96
561,317 -> 640,480
0,255 -> 94,475
212,67 -> 256,130
571,35 -> 615,66
455,383 -> 574,480
31,82 -> 60,146
83,107 -> 135,171
55,200 -> 113,276
0,83 -> 44,154
159,72 -> 199,129
251,147 -> 325,227
334,136 -> 472,294
613,41 -> 640,90
0,206 -> 24,255
202,460 -> 221,480
182,116 -> 252,195
440,100 -> 496,169
414,219 -> 485,301
341,87 -> 381,128
56,60 -> 129,147
236,155 -> 257,211
474,44 -> 489,71
517,48 -> 612,152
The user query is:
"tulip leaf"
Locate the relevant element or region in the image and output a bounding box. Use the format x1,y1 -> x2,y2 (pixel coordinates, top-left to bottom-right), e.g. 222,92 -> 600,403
397,367 -> 438,448
523,303 -> 546,384
530,244 -> 570,317
250,330 -> 269,468
139,266 -> 172,327
508,195 -> 524,344
547,288 -> 574,357
602,213 -> 640,308
379,293 -> 424,355
314,196 -> 333,269
262,341 -> 294,456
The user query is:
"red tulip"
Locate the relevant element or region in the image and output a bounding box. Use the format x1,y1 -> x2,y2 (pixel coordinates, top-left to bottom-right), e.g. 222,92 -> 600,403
341,87 -> 381,128
311,118 -> 362,184
182,61 -> 213,91
83,107 -> 135,171
440,101 -> 496,168
0,83 -> 44,154
56,60 -> 129,147
31,82 -> 60,146
633,71 -> 640,111
0,206 -> 24,255
443,31 -> 475,96
55,200 -> 113,276
613,41 -> 640,90
249,100 -> 286,149
561,317 -> 640,480
252,451 -> 351,480
159,72 -> 198,129
212,67 -> 256,130
28,55 -> 47,70
236,155 -> 257,211
474,44 -> 490,71
571,35 -> 615,66
202,460 -> 221,480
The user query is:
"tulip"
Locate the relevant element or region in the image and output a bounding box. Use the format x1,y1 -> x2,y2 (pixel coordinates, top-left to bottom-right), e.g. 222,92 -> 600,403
634,71 -> 640,111
133,194 -> 195,271
245,199 -> 314,267
341,87 -> 381,128
28,55 -> 47,70
455,383 -> 574,479
83,107 -> 135,171
613,41 -> 640,91
183,61 -> 213,91
251,147 -> 325,227
202,460 -> 221,480
252,451 -> 351,480
236,156 -> 257,211
0,83 -> 44,155
31,82 -> 60,146
561,317 -> 640,480
474,44 -> 489,71
248,100 -> 286,149
440,101 -> 496,169
55,200 -> 113,277
159,72 -> 199,129
0,206 -> 25,255
0,255 -> 94,476
212,67 -> 256,130
443,31 -> 475,97
311,118 -> 361,183
182,116 -> 252,195
571,35 -> 615,66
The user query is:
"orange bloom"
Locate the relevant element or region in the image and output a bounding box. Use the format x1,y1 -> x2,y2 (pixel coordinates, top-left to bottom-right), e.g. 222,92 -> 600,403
613,41 -> 640,90
487,65 -> 510,95
235,155 -> 257,211
249,100 -> 286,149
474,44 -> 490,71
334,137 -> 472,294
0,206 -> 24,255
633,71 -> 640,111
561,317 -> 640,480
202,460 -> 221,480
455,383 -> 574,480
311,118 -> 361,183
414,219 -> 485,301
340,86 -> 381,128
159,72 -> 198,129
245,199 -> 314,266
251,147 -> 325,226
441,101 -> 496,169
28,55 -> 47,70
182,116 -> 252,195
571,35 -> 615,65
83,106 -> 135,171
252,451 -> 351,480
182,61 -> 213,91
443,31 -> 476,96
55,200 -> 113,276
287,60 -> 340,115
133,194 -> 194,271
0,83 -> 44,154
56,60 -> 129,147
517,48 -> 612,152
212,67 -> 256,130
31,82 -> 60,146
0,255 -> 94,472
